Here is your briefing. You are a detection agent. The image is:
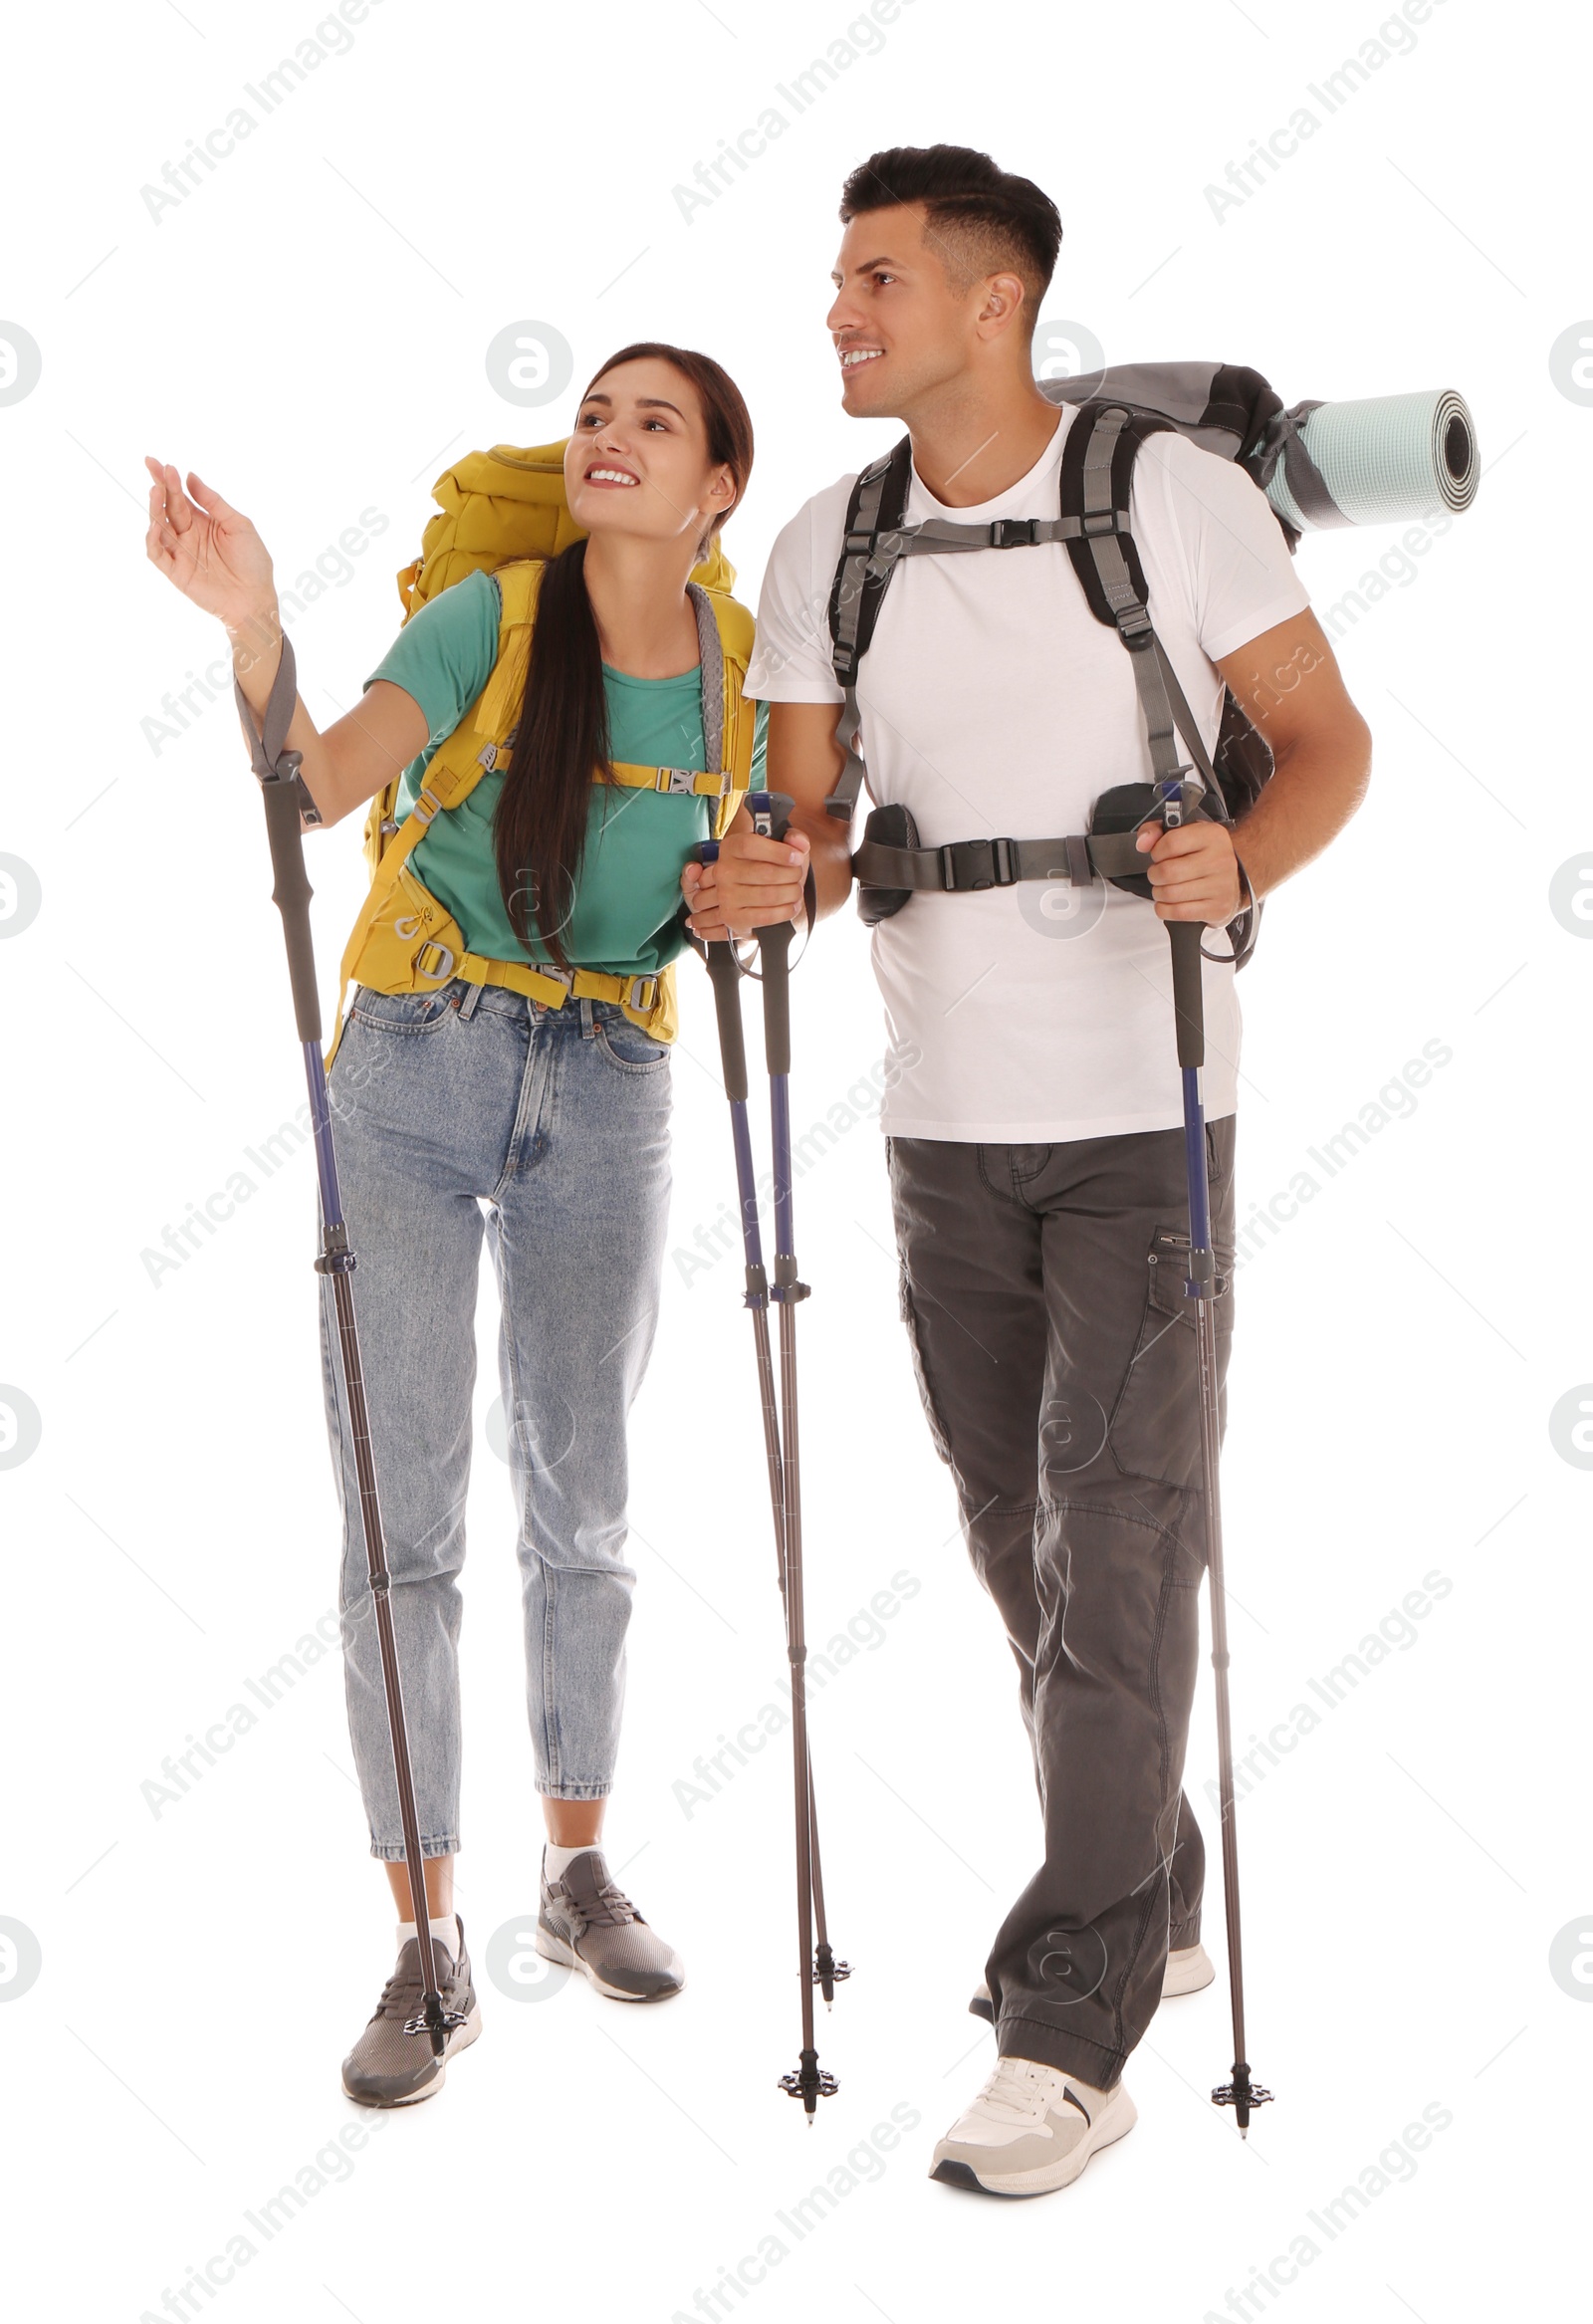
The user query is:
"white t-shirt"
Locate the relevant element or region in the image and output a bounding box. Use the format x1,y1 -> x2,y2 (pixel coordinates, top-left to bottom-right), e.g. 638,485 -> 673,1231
744,408 -> 1310,1142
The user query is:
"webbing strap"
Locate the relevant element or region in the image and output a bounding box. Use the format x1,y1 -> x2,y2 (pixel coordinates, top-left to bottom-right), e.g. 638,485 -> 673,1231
828,688 -> 868,821
894,514 -> 1078,553
615,762 -> 740,797
852,828 -> 1151,893
1262,399 -> 1350,530
414,943 -> 663,1018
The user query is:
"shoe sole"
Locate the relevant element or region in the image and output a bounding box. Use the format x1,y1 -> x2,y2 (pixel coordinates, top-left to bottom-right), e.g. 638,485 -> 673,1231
536,1925 -> 685,2002
342,1998 -> 483,2109
931,2088 -> 1137,2198
969,1946 -> 1215,2023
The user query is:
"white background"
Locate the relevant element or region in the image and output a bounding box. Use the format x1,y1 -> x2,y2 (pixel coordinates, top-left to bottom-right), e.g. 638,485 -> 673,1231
0,2 -> 1586,2318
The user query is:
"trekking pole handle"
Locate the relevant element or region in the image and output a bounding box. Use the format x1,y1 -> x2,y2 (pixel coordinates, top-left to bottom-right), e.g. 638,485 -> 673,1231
261,774 -> 322,1046
234,635 -> 324,1047
1168,920 -> 1205,1071
747,793 -> 796,1078
697,842 -> 751,1104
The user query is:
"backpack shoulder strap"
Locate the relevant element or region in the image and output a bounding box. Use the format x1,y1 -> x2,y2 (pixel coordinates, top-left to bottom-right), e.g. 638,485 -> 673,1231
332,561 -> 544,1043
1058,401 -> 1228,808
701,586 -> 759,838
824,437 -> 914,821
358,560 -> 543,875
1059,401 -> 1263,966
1057,399 -> 1169,629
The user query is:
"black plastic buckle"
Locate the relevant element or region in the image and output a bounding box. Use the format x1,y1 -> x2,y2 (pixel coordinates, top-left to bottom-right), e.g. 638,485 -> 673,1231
989,518 -> 1039,548
939,837 -> 1017,891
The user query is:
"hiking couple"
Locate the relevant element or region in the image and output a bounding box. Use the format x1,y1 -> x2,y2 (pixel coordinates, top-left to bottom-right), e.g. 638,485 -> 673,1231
144,141 -> 1369,2198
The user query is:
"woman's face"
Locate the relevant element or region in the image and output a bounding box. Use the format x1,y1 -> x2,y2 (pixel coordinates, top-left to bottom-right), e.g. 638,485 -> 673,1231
565,357 -> 735,555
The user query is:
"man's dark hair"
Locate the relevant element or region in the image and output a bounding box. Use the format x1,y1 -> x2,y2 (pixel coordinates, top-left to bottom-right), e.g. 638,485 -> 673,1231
838,145 -> 1061,318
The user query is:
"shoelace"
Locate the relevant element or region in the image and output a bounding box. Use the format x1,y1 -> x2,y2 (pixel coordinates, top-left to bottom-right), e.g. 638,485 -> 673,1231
372,1946 -> 456,2022
972,2056 -> 1067,2124
560,1875 -> 639,1934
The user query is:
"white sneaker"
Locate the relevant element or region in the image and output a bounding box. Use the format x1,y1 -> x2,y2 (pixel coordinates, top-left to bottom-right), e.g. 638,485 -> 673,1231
968,1941 -> 1214,2022
1161,1940 -> 1216,1995
931,2056 -> 1137,2197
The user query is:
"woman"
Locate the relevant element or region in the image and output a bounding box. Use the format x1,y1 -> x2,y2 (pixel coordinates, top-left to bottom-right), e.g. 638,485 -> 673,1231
144,345 -> 810,2106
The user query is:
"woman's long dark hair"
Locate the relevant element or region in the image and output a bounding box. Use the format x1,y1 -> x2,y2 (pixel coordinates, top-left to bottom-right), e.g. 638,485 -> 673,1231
494,343 -> 755,967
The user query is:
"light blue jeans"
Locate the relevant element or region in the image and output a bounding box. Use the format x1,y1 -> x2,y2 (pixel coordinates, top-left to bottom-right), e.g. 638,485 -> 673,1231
319,979 -> 672,1859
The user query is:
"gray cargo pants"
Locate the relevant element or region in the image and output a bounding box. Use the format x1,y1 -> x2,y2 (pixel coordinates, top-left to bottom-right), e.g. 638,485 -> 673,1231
887,1116 -> 1237,2090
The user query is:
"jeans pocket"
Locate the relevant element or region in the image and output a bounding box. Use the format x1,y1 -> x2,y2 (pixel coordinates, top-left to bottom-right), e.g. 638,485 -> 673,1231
593,1008 -> 670,1070
1107,1225 -> 1235,1492
349,983 -> 457,1036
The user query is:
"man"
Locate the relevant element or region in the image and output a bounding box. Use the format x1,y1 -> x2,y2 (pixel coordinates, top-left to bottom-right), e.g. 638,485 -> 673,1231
683,144 -> 1370,2197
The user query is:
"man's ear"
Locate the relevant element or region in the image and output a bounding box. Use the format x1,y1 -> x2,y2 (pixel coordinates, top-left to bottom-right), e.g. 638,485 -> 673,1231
976,272 -> 1028,341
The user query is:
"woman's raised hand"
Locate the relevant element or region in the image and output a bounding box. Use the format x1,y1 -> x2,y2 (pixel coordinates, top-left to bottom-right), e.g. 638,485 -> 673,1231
143,459 -> 277,633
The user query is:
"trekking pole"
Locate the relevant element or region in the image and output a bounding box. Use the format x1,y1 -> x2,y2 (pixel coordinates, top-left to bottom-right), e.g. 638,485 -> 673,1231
699,926 -> 845,2013
234,636 -> 463,2060
697,795 -> 844,2114
751,792 -> 835,2118
1162,781 -> 1272,2138
700,932 -> 787,1580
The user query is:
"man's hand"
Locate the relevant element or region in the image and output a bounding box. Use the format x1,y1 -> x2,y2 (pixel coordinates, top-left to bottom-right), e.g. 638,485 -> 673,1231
1135,815 -> 1242,924
681,808 -> 811,943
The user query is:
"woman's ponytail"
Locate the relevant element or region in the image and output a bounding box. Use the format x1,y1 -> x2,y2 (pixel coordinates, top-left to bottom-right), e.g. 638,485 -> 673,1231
493,538 -> 608,971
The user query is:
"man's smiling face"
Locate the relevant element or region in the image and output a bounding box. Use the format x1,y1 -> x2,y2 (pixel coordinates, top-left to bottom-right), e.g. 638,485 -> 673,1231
826,203 -> 984,420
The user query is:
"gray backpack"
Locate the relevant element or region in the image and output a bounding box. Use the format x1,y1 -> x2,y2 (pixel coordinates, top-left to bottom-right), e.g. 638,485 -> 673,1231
824,362 -> 1334,965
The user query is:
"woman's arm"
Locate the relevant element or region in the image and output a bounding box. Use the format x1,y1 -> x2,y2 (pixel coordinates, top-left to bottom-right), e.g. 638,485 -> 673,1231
145,460 -> 428,828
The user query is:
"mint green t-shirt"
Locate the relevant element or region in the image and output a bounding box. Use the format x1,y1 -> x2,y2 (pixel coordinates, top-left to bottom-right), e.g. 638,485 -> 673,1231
362,568 -> 766,978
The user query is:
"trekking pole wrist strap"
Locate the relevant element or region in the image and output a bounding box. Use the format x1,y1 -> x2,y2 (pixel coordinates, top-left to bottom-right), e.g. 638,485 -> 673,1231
1201,849 -> 1260,969
233,630 -> 323,824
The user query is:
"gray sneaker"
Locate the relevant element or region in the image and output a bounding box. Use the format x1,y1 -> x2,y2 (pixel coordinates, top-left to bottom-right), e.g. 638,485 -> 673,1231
537,1849 -> 685,2000
341,1919 -> 482,2108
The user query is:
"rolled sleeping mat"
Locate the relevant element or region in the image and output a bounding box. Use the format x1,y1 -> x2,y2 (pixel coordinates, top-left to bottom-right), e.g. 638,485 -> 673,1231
1259,388 -> 1478,534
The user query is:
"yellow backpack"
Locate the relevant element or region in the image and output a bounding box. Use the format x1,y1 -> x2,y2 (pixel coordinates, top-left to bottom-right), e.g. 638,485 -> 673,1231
326,441 -> 757,1068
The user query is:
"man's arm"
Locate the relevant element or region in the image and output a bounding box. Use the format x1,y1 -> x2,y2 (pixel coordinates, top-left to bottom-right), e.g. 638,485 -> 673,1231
681,700 -> 854,941
1137,607 -> 1372,922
